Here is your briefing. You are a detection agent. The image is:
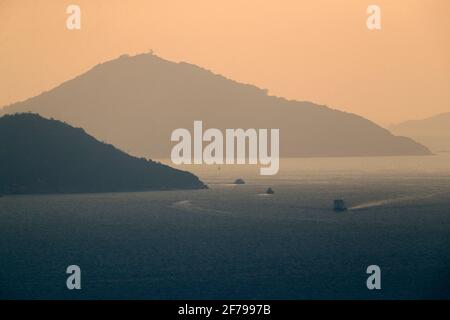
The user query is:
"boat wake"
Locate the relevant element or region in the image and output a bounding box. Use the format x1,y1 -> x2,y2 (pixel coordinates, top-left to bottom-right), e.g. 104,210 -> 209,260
170,200 -> 232,215
349,192 -> 441,210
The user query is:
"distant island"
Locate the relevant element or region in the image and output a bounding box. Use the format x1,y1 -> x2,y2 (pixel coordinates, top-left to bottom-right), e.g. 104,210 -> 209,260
0,113 -> 207,195
0,53 -> 431,158
390,112 -> 450,153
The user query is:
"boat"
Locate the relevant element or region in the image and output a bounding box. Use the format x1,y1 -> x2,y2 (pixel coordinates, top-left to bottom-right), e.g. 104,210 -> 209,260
333,199 -> 347,211
233,178 -> 245,185
266,187 -> 275,194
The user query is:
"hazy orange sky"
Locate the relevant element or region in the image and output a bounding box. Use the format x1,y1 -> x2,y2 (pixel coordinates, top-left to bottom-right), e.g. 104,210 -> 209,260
0,0 -> 449,125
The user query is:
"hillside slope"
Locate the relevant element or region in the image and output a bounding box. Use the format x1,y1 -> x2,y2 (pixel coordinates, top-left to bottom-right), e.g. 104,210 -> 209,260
1,53 -> 431,158
0,113 -> 206,195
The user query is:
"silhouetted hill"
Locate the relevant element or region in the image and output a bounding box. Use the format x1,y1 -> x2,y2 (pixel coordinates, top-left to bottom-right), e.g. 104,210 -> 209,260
1,53 -> 431,158
390,112 -> 450,152
0,113 -> 206,195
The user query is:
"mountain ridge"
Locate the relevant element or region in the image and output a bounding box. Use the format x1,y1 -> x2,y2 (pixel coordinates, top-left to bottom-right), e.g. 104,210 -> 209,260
1,53 -> 431,158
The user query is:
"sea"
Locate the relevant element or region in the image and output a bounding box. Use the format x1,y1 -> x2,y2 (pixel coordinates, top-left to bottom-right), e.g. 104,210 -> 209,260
1,155 -> 449,299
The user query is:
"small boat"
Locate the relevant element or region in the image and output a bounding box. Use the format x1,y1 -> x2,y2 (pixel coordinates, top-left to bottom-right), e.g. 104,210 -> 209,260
233,178 -> 245,185
266,187 -> 275,195
333,199 -> 347,211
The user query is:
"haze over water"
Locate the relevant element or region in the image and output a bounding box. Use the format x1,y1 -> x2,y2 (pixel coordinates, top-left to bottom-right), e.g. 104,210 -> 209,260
1,155 -> 449,299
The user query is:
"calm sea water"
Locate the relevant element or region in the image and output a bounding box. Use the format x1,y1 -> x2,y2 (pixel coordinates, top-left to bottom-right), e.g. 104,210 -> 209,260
1,155 -> 450,299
